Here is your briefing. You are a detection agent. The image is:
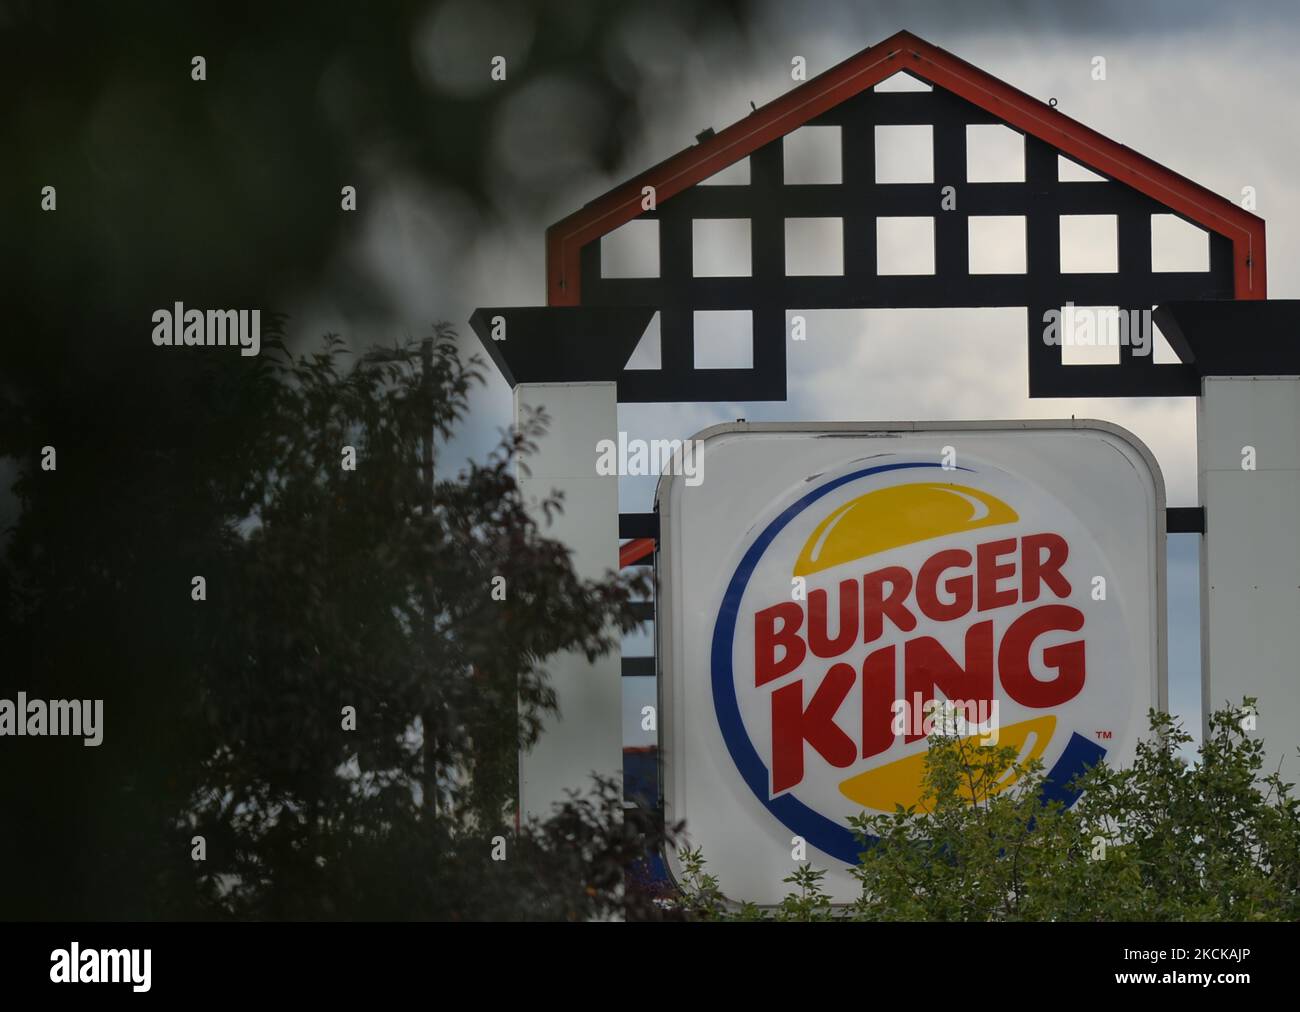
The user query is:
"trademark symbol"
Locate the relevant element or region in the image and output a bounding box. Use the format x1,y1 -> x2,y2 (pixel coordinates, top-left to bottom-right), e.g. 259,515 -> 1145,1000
1094,729 -> 1112,739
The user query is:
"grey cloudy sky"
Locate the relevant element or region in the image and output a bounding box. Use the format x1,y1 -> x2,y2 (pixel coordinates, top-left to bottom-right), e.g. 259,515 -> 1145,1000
291,0 -> 1299,747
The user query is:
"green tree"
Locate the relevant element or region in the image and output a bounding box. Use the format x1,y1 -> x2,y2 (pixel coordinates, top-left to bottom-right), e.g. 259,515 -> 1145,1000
677,702 -> 1300,921
0,326 -> 671,919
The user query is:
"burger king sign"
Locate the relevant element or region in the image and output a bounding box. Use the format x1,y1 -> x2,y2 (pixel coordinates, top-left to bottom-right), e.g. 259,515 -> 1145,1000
656,421 -> 1166,903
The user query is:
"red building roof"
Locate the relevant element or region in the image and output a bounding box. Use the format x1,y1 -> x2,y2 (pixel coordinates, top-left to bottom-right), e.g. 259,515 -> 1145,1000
546,29 -> 1265,306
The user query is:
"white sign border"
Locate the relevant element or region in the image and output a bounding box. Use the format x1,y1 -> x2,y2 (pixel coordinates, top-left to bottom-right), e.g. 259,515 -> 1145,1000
654,418 -> 1168,899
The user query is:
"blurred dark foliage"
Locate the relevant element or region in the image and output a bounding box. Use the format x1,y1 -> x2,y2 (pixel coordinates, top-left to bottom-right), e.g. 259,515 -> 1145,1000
0,0 -> 752,362
0,0 -> 763,918
0,325 -> 680,918
0,0 -> 754,531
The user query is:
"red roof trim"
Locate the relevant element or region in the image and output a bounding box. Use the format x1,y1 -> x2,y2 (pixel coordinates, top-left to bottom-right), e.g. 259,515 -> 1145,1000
547,30 -> 1264,306
619,537 -> 654,569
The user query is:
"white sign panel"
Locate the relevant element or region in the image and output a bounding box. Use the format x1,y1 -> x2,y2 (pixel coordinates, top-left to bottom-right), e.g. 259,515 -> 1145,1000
656,421 -> 1166,904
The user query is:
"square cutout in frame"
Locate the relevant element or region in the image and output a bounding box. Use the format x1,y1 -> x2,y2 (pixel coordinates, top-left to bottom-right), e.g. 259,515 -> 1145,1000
700,158 -> 750,185
968,216 -> 1026,274
966,124 -> 1024,183
692,218 -> 752,277
874,125 -> 933,183
1058,155 -> 1106,182
693,310 -> 753,369
1151,304 -> 1181,364
624,312 -> 661,370
600,219 -> 659,278
785,218 -> 844,276
1151,214 -> 1210,272
1060,215 -> 1118,273
874,71 -> 932,92
876,217 -> 934,275
1056,304 -> 1123,365
784,126 -> 841,185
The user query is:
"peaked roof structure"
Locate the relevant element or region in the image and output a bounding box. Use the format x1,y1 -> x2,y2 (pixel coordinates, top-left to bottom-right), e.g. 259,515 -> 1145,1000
546,29 -> 1265,307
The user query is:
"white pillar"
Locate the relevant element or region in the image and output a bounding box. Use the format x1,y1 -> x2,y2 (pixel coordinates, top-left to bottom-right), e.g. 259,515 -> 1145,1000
513,381 -> 622,821
1199,375 -> 1300,779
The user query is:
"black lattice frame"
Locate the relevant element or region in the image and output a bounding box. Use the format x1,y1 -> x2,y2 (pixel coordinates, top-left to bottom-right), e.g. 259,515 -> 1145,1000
578,86 -> 1234,403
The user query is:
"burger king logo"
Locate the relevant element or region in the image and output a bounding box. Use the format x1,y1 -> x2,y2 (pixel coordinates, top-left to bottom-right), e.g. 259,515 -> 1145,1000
710,454 -> 1136,864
